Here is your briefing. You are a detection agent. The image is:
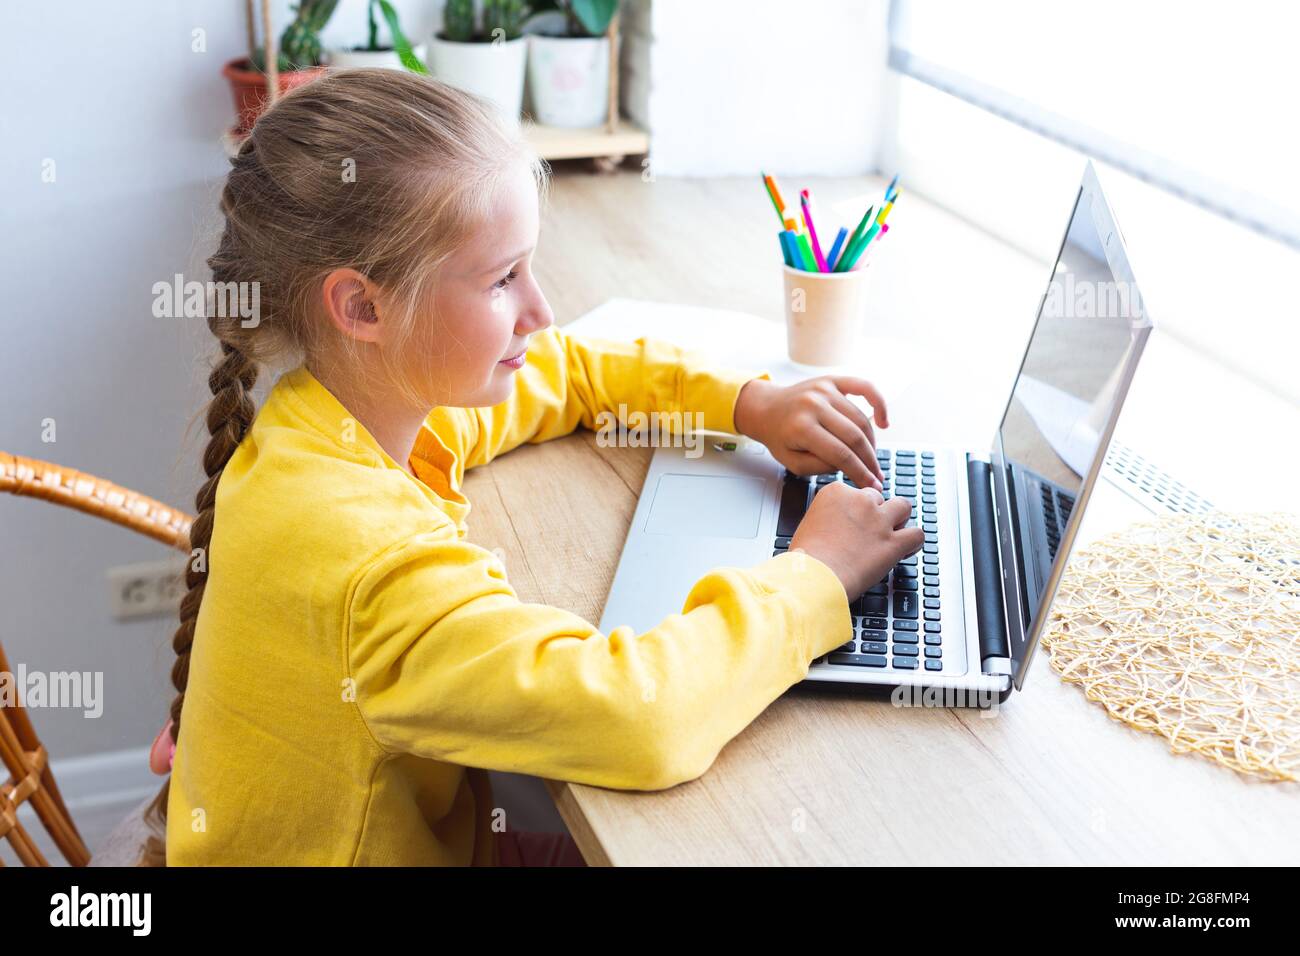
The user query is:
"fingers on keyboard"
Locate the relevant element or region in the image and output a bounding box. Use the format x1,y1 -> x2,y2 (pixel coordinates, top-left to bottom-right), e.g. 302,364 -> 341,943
882,496 -> 913,527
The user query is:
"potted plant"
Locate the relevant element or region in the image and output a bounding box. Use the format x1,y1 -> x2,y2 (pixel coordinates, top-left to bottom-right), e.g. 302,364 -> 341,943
330,0 -> 429,71
427,0 -> 530,124
222,0 -> 338,133
525,0 -> 618,128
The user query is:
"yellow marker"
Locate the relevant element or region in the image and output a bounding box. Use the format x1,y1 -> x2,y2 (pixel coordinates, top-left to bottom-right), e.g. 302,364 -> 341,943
877,201 -> 895,225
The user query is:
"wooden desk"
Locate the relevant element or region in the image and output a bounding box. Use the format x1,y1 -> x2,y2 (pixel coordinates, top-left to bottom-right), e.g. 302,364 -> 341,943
463,169 -> 1300,865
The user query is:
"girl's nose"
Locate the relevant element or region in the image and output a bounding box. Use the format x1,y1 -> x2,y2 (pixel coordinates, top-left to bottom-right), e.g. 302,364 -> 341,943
521,287 -> 554,336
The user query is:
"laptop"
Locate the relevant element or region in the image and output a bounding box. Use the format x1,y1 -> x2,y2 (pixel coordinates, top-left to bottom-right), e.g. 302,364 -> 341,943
598,163 -> 1152,704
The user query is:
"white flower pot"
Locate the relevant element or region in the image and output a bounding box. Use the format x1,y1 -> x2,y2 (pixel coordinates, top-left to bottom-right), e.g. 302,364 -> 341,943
328,44 -> 428,71
426,35 -> 527,125
526,34 -> 609,128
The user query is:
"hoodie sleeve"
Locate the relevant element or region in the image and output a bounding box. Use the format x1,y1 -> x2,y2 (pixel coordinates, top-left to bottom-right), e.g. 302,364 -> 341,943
344,526 -> 851,791
459,324 -> 771,470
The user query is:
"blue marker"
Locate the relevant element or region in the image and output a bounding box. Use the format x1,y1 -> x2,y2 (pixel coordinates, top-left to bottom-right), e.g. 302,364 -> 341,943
779,230 -> 799,269
824,226 -> 849,272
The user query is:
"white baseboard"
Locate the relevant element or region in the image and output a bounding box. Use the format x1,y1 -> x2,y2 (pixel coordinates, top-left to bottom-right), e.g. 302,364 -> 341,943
44,746 -> 158,812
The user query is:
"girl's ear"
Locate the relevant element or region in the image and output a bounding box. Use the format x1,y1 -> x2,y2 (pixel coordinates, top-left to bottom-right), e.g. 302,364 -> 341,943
321,268 -> 383,344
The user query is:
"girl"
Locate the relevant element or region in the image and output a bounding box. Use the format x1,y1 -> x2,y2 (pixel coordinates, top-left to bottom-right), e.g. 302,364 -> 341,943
143,69 -> 921,866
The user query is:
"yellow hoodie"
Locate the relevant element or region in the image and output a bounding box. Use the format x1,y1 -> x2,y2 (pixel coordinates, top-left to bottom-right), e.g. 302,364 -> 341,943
166,324 -> 853,865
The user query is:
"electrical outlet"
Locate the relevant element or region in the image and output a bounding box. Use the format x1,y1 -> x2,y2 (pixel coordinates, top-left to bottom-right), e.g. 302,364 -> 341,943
107,559 -> 187,621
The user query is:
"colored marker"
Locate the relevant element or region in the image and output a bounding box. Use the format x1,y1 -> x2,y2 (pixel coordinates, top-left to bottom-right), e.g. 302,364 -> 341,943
840,221 -> 881,271
765,173 -> 789,219
834,204 -> 875,272
781,230 -> 805,269
777,230 -> 795,267
800,192 -> 829,272
884,174 -> 899,201
761,172 -> 786,226
794,231 -> 817,271
785,231 -> 804,269
824,226 -> 849,272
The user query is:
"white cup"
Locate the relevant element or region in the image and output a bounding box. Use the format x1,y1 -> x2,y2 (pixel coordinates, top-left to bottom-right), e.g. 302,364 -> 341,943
781,262 -> 872,366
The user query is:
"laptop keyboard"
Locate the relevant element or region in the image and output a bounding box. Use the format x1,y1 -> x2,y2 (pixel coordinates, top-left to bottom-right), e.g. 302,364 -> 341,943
1040,484 -> 1076,560
772,449 -> 944,673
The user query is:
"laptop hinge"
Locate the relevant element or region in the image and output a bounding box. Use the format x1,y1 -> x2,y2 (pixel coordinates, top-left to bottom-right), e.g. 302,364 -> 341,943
966,458 -> 1011,674
983,657 -> 1013,677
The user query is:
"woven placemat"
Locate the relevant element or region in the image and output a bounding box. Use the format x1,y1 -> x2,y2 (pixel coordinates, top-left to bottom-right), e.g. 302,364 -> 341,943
1042,512 -> 1300,782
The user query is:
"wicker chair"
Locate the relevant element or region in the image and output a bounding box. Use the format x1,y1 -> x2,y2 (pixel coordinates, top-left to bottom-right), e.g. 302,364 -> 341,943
0,451 -> 192,866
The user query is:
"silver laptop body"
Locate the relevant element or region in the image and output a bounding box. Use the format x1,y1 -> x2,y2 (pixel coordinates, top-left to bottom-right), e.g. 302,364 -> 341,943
599,164 -> 1153,704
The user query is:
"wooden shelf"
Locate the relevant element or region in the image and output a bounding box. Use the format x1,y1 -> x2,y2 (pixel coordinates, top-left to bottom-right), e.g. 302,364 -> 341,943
522,118 -> 649,162
523,11 -> 648,165
222,9 -> 645,170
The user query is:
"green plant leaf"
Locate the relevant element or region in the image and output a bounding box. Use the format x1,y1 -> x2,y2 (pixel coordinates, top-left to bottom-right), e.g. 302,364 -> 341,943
375,0 -> 429,73
303,0 -> 341,33
250,46 -> 303,74
568,0 -> 617,36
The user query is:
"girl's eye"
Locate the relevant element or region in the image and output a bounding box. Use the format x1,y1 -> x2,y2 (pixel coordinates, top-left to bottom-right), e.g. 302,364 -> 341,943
493,269 -> 519,291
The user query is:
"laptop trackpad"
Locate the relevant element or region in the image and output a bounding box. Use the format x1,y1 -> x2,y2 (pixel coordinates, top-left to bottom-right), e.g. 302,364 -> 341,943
644,474 -> 766,538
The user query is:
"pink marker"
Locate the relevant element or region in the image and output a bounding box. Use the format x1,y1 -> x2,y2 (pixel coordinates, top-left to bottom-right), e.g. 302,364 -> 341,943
800,193 -> 830,272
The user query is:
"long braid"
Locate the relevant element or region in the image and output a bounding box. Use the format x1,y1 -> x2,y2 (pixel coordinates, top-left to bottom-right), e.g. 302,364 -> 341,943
139,328 -> 258,866
134,68 -> 545,866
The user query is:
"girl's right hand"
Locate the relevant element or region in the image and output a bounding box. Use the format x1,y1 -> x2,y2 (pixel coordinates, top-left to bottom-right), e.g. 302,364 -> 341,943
789,482 -> 924,600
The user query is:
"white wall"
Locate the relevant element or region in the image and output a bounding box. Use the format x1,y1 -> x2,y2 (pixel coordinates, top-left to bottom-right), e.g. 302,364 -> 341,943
0,0 -> 432,765
623,0 -> 890,176
2,1 -> 244,765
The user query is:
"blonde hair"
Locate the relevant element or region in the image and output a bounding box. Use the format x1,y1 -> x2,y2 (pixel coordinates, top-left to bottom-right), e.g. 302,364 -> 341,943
140,69 -> 547,865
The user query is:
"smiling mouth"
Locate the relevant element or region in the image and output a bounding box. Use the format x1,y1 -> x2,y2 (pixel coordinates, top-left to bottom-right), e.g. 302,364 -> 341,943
496,348 -> 527,369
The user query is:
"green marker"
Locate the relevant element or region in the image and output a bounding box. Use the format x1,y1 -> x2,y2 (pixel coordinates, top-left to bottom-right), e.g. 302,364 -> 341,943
793,232 -> 817,271
839,221 -> 881,272
833,204 -> 874,272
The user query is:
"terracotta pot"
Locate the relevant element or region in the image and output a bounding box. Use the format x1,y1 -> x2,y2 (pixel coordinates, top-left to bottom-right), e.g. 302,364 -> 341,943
222,57 -> 327,133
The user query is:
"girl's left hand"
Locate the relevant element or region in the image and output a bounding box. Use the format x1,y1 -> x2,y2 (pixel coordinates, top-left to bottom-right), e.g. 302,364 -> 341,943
733,376 -> 888,491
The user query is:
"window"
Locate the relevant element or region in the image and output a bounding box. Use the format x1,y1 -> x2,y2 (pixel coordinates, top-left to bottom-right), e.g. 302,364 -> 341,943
887,0 -> 1300,245
882,0 -> 1299,399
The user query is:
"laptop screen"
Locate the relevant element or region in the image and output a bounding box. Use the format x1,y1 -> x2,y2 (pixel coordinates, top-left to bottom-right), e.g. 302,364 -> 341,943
996,185 -> 1143,633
